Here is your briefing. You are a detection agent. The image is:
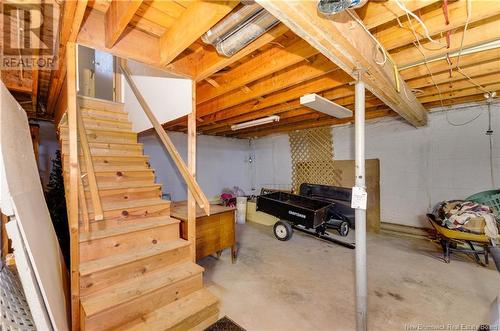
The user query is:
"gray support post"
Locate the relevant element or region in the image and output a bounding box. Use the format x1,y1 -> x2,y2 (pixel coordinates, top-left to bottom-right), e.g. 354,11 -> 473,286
354,76 -> 367,331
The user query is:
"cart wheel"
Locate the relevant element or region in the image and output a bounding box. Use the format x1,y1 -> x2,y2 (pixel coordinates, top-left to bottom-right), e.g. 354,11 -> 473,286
338,221 -> 349,237
273,221 -> 293,241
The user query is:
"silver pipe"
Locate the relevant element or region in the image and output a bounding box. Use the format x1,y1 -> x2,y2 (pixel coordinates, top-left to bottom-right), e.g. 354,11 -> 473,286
354,77 -> 367,331
215,10 -> 279,57
201,4 -> 263,45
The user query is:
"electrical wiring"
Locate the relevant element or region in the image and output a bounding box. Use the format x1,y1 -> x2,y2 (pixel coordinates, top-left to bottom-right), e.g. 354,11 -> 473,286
403,2 -> 489,127
455,0 -> 472,68
395,0 -> 446,47
346,10 -> 387,65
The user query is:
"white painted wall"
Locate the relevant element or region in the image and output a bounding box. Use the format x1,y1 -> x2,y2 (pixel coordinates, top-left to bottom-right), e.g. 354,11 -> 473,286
140,131 -> 253,201
252,134 -> 293,192
251,104 -> 500,228
123,60 -> 192,133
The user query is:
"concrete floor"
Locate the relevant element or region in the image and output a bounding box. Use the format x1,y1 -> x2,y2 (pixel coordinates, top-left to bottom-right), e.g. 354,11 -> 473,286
199,222 -> 499,331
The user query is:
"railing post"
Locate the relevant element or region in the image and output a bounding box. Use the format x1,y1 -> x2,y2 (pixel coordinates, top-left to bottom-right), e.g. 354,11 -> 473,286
66,42 -> 80,331
187,81 -> 197,262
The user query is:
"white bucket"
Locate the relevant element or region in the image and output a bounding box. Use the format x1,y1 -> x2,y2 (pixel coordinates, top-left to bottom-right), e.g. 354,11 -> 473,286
236,197 -> 248,224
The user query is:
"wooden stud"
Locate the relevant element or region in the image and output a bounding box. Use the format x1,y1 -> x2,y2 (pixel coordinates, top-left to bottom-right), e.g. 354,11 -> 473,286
187,80 -> 197,262
66,41 -> 80,331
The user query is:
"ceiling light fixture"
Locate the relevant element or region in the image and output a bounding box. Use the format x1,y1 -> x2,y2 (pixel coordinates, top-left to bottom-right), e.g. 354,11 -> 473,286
231,115 -> 280,131
300,94 -> 353,118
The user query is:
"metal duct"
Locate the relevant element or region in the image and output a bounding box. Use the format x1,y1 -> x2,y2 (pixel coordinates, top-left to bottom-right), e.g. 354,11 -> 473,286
215,10 -> 279,57
201,3 -> 263,45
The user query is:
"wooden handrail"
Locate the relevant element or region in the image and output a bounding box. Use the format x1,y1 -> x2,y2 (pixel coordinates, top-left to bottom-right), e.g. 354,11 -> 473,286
78,164 -> 90,232
119,60 -> 211,216
77,103 -> 104,221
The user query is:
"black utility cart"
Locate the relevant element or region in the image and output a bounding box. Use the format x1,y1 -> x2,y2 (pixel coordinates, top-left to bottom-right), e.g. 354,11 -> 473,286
256,185 -> 355,249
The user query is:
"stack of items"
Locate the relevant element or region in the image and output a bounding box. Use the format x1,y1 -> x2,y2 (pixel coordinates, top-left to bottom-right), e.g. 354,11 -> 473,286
434,200 -> 499,240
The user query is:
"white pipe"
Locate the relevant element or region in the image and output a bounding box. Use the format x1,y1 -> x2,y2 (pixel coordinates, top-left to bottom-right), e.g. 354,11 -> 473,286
354,77 -> 367,331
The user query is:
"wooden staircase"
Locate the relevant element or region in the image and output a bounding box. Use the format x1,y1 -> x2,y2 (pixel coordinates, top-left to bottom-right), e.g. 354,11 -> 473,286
59,96 -> 218,331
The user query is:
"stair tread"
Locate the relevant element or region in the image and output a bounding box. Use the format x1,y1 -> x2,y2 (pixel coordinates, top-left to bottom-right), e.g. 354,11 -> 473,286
90,198 -> 170,213
79,238 -> 189,276
117,288 -> 218,331
78,95 -> 125,113
80,216 -> 179,243
90,182 -> 161,191
81,261 -> 204,317
60,125 -> 136,136
69,166 -> 152,173
82,114 -> 130,123
96,181 -> 160,189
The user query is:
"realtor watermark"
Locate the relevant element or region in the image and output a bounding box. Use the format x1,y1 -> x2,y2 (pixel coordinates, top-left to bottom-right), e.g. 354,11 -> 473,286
1,2 -> 57,69
404,323 -> 496,330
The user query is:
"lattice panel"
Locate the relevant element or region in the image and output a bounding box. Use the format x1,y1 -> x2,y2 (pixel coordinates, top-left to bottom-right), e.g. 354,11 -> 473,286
0,265 -> 36,331
289,127 -> 341,192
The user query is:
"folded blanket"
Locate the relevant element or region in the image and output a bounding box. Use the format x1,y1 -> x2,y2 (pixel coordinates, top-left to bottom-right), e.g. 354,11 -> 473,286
434,200 -> 499,239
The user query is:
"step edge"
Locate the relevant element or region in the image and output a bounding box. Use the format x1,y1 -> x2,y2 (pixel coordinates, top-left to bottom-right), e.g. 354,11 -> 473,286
79,217 -> 180,243
81,262 -> 204,317
79,239 -> 190,276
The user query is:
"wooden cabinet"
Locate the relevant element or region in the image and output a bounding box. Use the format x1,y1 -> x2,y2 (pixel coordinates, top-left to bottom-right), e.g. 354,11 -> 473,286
171,202 -> 237,263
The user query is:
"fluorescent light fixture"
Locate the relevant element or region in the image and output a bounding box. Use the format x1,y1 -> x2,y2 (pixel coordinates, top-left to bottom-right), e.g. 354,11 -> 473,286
231,115 -> 280,131
300,94 -> 353,118
400,39 -> 500,70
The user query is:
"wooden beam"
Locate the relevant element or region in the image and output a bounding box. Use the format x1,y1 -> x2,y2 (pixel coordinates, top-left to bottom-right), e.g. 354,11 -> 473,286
197,56 -> 338,117
120,61 -> 211,215
159,1 -> 238,66
105,0 -> 143,48
46,0 -> 87,115
256,0 -> 427,126
65,41 -> 80,331
78,9 -> 161,67
356,0 -> 436,30
169,23 -> 289,82
196,38 -> 319,104
375,1 -> 500,51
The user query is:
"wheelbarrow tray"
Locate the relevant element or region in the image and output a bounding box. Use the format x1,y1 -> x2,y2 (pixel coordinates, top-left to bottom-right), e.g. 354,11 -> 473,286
256,192 -> 332,229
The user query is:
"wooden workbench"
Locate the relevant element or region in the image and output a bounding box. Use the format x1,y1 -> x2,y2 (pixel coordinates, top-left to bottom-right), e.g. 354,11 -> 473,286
171,201 -> 237,263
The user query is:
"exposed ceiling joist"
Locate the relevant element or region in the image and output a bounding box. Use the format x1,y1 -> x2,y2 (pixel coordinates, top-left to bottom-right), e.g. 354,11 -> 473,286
197,56 -> 338,118
256,0 -> 427,127
169,24 -> 289,82
356,0 -> 436,30
105,0 -> 143,48
159,1 -> 238,66
375,1 -> 500,51
196,38 -> 319,104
